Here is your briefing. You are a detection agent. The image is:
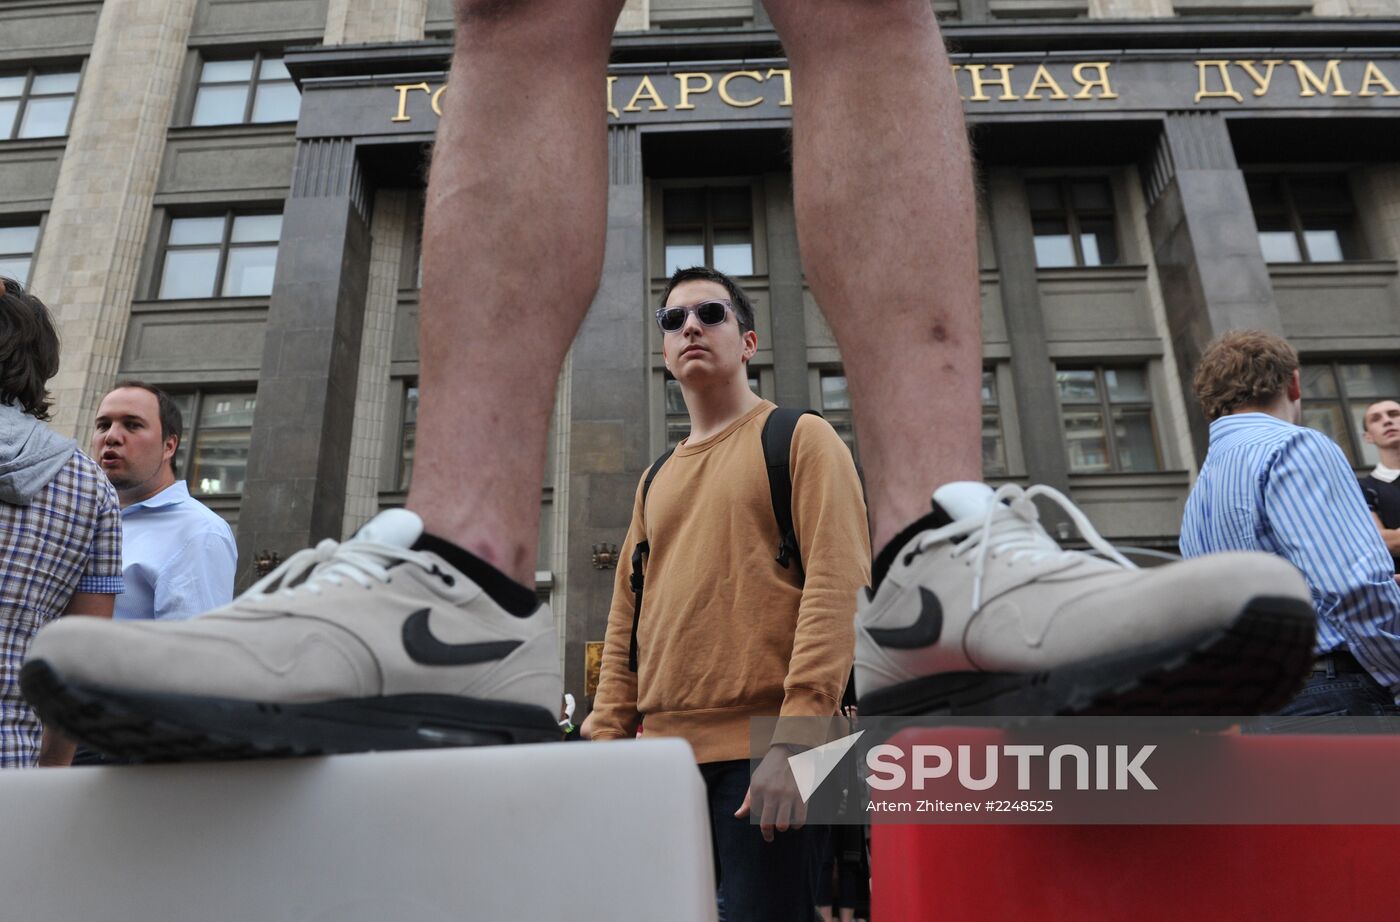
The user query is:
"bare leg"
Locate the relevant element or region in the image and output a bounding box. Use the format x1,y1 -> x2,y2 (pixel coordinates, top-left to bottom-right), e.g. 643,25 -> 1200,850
409,0 -> 626,583
763,0 -> 981,551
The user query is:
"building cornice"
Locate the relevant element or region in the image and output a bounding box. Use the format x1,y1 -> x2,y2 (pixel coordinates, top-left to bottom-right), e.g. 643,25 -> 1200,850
285,18 -> 1400,84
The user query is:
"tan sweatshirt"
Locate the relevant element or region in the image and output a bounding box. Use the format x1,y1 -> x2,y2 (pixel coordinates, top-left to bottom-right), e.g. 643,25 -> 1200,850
590,401 -> 871,763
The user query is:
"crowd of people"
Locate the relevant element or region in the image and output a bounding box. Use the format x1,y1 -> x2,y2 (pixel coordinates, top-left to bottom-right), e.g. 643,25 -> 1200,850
3,2 -> 1399,921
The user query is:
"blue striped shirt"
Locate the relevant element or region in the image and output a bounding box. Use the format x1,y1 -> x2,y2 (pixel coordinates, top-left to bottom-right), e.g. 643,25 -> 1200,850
1181,413 -> 1400,695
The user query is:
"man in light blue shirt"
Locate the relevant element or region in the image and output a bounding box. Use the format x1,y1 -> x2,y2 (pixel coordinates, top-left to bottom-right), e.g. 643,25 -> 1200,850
91,382 -> 236,621
1181,331 -> 1400,717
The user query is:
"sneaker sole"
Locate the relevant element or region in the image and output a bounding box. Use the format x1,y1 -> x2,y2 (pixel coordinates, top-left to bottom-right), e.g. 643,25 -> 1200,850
21,660 -> 562,763
857,595 -> 1316,717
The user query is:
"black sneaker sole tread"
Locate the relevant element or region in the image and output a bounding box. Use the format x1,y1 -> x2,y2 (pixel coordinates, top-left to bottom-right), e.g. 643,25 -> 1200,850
858,595 -> 1316,717
21,660 -> 562,763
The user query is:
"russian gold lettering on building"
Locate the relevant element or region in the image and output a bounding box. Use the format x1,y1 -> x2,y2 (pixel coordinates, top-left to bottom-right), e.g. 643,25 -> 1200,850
718,70 -> 764,107
1194,61 -> 1244,104
391,81 -> 431,122
388,58 -> 1400,125
1235,60 -> 1283,97
1292,60 -> 1351,98
674,72 -> 714,110
606,76 -> 621,118
1071,62 -> 1119,100
1022,64 -> 1069,101
765,68 -> 794,107
623,75 -> 669,113
1358,62 -> 1400,98
965,63 -> 1018,102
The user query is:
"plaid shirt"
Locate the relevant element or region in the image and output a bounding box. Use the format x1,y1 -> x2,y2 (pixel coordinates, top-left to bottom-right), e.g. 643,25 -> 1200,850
1,450 -> 123,768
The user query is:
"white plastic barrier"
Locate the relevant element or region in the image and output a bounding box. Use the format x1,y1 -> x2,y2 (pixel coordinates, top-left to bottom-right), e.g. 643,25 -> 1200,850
0,739 -> 717,922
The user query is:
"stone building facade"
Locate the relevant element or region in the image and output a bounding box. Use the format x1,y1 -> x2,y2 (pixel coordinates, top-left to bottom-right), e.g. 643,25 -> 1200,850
3,0 -> 1399,703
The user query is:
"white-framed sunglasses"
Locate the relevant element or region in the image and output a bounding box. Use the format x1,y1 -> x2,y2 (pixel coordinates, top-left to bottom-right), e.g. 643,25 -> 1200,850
654,299 -> 734,333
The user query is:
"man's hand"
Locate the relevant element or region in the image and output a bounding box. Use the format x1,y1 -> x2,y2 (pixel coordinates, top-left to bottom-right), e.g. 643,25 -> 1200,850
734,745 -> 807,843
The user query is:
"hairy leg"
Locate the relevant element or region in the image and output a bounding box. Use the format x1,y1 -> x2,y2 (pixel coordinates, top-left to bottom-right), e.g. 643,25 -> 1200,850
764,0 -> 981,551
409,0 -> 625,583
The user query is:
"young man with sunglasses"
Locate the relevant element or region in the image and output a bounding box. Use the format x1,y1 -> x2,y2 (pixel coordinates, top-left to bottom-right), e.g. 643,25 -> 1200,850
28,2 -> 1314,770
588,266 -> 869,920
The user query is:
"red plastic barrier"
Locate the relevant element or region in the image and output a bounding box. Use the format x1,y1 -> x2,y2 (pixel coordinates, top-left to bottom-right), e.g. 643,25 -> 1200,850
872,731 -> 1400,921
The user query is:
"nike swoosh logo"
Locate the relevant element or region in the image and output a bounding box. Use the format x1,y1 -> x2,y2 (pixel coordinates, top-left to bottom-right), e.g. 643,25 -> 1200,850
401,609 -> 523,666
867,587 -> 943,649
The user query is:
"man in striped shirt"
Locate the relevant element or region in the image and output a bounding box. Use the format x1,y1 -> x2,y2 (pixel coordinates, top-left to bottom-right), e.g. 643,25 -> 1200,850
1181,330 -> 1400,717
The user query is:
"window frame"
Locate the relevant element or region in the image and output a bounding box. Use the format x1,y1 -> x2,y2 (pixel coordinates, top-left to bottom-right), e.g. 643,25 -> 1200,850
981,366 -> 1009,476
1026,176 -> 1120,269
1300,359 -> 1400,468
154,209 -> 282,300
0,218 -> 43,286
165,388 -> 259,499
1055,364 -> 1162,474
1,65 -> 82,141
816,368 -> 858,462
1246,172 -> 1362,265
187,50 -> 299,128
653,180 -> 764,280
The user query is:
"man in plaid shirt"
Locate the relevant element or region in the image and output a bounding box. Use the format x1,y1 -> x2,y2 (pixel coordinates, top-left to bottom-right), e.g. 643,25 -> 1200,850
0,277 -> 123,768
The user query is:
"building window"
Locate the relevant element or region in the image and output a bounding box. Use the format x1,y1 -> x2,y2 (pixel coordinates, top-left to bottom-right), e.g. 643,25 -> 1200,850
191,55 -> 300,126
1,68 -> 80,140
665,374 -> 759,450
398,383 -> 418,491
819,372 -> 857,459
1056,366 -> 1160,473
1247,174 -> 1361,264
1301,361 -> 1400,467
157,212 -> 281,299
0,223 -> 40,285
1027,179 -> 1119,268
663,186 -> 754,277
168,391 -> 257,496
982,369 -> 1007,475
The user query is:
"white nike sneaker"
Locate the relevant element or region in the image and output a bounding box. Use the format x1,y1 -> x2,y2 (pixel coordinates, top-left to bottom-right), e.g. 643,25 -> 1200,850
22,510 -> 563,761
855,482 -> 1316,716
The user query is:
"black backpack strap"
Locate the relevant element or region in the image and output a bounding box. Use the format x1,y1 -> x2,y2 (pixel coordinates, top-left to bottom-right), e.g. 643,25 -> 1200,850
628,448 -> 674,672
762,407 -> 819,571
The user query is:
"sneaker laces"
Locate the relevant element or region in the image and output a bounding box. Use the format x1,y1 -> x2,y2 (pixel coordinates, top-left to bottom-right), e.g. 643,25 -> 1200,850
914,483 -> 1137,612
242,538 -> 444,599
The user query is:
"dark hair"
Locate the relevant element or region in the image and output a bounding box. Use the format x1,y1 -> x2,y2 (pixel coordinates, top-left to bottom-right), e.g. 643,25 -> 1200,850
660,266 -> 756,335
111,379 -> 184,476
1192,330 -> 1299,422
0,276 -> 61,420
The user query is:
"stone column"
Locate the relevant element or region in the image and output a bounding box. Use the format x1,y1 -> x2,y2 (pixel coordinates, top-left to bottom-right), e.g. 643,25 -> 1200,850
563,125 -> 649,707
1088,0 -> 1173,16
342,189 -> 408,538
1352,166 -> 1400,263
1143,112 -> 1280,459
324,0 -> 427,43
987,168 -> 1073,498
34,0 -> 199,439
617,0 -> 649,31
234,139 -> 373,585
764,172 -> 810,408
322,2 -> 424,538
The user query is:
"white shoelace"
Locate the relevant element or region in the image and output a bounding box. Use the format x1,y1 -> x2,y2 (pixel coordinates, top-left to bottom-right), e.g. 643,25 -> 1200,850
242,538 -> 443,599
914,483 -> 1137,612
